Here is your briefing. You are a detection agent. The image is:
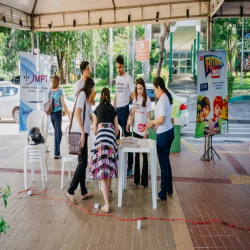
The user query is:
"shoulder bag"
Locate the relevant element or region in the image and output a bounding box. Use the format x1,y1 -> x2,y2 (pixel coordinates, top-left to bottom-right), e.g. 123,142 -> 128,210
68,92 -> 86,155
44,89 -> 53,115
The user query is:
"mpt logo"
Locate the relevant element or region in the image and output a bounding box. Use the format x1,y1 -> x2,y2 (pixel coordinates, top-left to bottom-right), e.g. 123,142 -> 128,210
24,70 -> 48,85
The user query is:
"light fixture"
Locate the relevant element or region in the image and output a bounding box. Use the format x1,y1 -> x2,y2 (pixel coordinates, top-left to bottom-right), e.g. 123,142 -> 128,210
240,6 -> 243,17
128,14 -> 131,23
99,17 -> 102,25
3,16 -> 6,23
156,12 -> 159,22
73,19 -> 76,27
186,9 -> 189,18
20,20 -> 22,27
48,22 -> 52,29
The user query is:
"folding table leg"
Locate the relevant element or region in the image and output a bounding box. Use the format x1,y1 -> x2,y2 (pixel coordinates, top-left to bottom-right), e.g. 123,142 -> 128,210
151,147 -> 157,209
124,152 -> 128,190
118,148 -> 123,207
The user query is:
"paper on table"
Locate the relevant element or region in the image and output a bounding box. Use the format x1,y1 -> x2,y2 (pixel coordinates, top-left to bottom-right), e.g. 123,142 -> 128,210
137,139 -> 156,148
119,137 -> 139,148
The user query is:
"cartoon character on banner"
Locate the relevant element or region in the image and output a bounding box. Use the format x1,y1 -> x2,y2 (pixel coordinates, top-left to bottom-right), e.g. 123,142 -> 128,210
212,96 -> 223,134
200,97 -> 211,136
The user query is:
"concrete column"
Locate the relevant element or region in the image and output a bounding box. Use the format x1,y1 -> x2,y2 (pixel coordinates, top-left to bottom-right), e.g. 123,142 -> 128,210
131,26 -> 135,80
109,28 -> 113,87
145,24 -> 151,83
169,32 -> 173,82
30,31 -> 34,53
191,45 -> 193,73
193,38 -> 196,77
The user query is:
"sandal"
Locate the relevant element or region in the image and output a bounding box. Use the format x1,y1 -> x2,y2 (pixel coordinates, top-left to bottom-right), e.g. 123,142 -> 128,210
81,193 -> 93,200
66,192 -> 78,204
109,190 -> 113,200
101,205 -> 109,213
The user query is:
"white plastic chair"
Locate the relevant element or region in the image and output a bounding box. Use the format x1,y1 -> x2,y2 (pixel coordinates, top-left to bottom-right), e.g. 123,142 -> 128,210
61,125 -> 78,189
24,110 -> 48,190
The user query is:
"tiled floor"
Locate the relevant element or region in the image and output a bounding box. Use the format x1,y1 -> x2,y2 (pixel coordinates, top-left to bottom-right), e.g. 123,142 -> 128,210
0,133 -> 250,249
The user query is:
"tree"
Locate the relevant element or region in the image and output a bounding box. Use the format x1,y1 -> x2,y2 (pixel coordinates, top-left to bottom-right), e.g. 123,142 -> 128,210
156,23 -> 170,77
206,18 -> 250,73
39,31 -> 80,84
0,27 -> 31,80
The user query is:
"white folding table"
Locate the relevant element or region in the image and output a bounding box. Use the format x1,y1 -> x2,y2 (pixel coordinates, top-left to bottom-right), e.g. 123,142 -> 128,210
118,139 -> 158,209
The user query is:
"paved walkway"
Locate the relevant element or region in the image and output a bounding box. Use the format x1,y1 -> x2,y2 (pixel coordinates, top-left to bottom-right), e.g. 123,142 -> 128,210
0,121 -> 250,250
169,74 -> 250,123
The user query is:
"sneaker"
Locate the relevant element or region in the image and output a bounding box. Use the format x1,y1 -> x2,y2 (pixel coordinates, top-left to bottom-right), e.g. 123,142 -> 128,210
127,169 -> 133,178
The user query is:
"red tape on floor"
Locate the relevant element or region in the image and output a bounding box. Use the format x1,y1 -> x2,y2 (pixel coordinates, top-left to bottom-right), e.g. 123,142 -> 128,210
17,189 -> 250,231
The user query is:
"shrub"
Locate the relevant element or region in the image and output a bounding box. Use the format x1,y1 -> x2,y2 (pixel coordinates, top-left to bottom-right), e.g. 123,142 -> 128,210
151,66 -> 169,86
227,71 -> 234,99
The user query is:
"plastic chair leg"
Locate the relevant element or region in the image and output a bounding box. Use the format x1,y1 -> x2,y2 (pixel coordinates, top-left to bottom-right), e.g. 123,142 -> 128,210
24,148 -> 28,190
39,147 -> 46,189
31,162 -> 35,182
68,162 -> 71,182
98,180 -> 101,190
61,159 -> 65,189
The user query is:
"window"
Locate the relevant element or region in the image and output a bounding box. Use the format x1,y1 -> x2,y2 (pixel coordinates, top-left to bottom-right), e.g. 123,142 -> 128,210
187,52 -> 191,59
0,87 -> 3,97
173,52 -> 179,59
5,87 -> 18,96
180,52 -> 186,59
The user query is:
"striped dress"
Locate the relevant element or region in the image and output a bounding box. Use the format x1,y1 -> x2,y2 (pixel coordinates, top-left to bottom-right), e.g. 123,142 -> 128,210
88,123 -> 117,179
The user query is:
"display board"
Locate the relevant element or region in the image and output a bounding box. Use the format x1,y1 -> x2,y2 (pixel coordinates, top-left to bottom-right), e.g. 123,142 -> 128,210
19,52 -> 51,132
195,51 -> 228,138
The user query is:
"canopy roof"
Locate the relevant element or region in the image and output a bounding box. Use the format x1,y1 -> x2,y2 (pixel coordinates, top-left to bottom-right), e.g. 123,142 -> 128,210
0,0 -> 249,31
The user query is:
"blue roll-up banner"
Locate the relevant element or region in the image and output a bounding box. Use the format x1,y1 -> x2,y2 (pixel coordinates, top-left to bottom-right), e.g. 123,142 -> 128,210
195,50 -> 228,138
19,52 -> 51,132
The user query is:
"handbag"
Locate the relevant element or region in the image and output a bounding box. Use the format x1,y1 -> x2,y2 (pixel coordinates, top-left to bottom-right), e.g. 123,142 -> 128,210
44,90 -> 53,115
68,92 -> 86,155
127,103 -> 135,127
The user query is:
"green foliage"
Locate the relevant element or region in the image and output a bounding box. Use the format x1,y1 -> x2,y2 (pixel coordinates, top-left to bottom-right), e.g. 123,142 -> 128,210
227,71 -> 235,98
151,66 -> 169,85
150,39 -> 159,66
197,104 -> 201,112
0,185 -> 11,235
135,74 -> 144,81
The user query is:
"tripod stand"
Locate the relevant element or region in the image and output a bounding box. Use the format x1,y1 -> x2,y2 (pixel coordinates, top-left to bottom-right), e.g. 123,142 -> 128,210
200,134 -> 220,165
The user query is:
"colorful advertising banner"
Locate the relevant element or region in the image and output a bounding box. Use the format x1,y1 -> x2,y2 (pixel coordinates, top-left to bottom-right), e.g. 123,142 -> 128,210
19,52 -> 50,132
195,51 -> 228,138
136,41 -> 149,61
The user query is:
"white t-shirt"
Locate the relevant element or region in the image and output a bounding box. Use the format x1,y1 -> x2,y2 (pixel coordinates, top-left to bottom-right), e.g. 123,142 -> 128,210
75,78 -> 92,115
133,96 -> 152,136
154,93 -> 172,134
72,91 -> 90,134
115,72 -> 135,108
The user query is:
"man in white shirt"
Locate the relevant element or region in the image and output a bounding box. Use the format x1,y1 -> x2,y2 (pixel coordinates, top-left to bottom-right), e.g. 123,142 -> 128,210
113,55 -> 135,177
75,61 -> 95,122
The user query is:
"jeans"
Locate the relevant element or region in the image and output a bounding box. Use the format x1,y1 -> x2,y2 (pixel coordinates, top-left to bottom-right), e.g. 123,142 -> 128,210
68,134 -> 89,196
133,132 -> 148,187
50,110 -> 62,156
156,128 -> 174,200
116,104 -> 133,171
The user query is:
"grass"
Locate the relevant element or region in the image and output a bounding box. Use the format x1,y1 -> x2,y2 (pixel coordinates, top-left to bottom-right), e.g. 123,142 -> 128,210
63,79 -> 116,102
233,75 -> 250,90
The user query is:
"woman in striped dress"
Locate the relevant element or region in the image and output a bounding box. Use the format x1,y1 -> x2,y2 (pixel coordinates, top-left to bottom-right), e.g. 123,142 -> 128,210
88,88 -> 119,213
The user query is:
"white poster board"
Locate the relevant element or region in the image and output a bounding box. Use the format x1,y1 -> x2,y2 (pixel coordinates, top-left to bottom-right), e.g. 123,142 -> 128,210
19,52 -> 51,132
195,51 -> 228,138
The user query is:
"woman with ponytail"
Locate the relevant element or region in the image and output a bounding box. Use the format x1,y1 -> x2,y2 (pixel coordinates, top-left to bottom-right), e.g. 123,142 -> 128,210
88,88 -> 119,213
147,77 -> 174,201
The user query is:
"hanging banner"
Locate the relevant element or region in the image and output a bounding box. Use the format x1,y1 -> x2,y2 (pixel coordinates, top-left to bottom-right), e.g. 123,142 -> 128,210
19,52 -> 51,132
195,50 -> 228,138
136,41 -> 149,61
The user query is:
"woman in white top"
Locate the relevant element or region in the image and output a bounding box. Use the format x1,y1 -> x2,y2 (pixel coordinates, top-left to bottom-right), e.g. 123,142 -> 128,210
147,77 -> 174,201
126,78 -> 151,188
67,78 -> 95,204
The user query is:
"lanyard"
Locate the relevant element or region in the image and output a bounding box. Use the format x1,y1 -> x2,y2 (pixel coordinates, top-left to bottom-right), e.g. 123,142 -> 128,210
158,91 -> 164,99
